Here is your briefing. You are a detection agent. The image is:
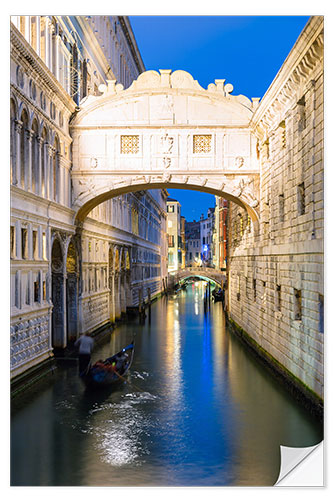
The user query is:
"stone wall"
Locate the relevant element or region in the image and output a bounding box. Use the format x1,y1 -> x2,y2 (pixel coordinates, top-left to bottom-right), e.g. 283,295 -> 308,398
227,17 -> 324,400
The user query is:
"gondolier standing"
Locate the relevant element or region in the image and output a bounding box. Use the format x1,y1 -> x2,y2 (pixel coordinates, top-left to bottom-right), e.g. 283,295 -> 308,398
75,332 -> 94,375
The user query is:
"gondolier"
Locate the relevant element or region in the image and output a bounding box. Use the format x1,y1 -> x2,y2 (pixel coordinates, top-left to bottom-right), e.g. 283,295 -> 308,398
79,340 -> 135,389
75,332 -> 94,375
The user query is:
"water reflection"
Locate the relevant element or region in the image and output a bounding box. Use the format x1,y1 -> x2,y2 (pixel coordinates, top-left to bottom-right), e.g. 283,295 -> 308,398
11,282 -> 323,486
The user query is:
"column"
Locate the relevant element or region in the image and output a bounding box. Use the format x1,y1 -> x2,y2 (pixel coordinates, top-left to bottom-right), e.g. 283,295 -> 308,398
37,136 -> 44,197
56,151 -> 62,204
14,120 -> 23,187
44,142 -> 49,199
25,129 -> 33,192
47,144 -> 54,200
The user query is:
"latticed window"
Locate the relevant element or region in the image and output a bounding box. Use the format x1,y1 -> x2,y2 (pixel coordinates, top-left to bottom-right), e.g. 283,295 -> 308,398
193,135 -> 212,154
121,135 -> 140,154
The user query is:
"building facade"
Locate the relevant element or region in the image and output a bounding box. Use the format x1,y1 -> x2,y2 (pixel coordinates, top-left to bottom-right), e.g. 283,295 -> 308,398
200,208 -> 215,267
213,197 -> 228,271
166,198 -> 184,272
10,16 -> 167,379
227,17 -> 324,400
185,220 -> 201,266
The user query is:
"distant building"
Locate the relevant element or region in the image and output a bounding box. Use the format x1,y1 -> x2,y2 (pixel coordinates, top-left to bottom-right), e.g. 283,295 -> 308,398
214,197 -> 228,270
166,198 -> 183,272
199,207 -> 215,267
185,220 -> 201,266
180,216 -> 186,269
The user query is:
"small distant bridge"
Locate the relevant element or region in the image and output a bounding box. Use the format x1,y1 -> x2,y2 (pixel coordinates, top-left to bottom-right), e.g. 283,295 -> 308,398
168,266 -> 226,289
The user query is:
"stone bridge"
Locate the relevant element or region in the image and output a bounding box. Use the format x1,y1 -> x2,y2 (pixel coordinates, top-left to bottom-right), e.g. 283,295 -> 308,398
168,266 -> 226,288
70,69 -> 261,226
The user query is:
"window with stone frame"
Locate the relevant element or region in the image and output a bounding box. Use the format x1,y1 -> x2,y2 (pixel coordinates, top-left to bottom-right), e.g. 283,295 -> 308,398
34,277 -> 40,303
21,228 -> 28,259
11,226 -> 16,259
245,277 -> 250,298
253,278 -> 257,302
25,275 -> 30,305
276,284 -> 282,311
279,194 -> 285,222
261,281 -> 267,309
297,182 -> 305,215
278,120 -> 286,149
319,294 -> 324,333
262,138 -> 270,160
297,95 -> 306,132
42,232 -> 47,260
294,289 -> 302,320
32,230 -> 38,259
168,234 -> 175,248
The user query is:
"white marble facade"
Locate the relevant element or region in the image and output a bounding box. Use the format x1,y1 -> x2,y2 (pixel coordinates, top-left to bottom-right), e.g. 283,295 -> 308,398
10,16 -> 167,379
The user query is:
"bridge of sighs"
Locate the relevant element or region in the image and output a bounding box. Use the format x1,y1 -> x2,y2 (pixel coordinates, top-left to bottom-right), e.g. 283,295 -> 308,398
70,69 -> 261,226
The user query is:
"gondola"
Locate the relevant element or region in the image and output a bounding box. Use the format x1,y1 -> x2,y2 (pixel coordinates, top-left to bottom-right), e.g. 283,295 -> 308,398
212,288 -> 224,303
80,340 -> 135,389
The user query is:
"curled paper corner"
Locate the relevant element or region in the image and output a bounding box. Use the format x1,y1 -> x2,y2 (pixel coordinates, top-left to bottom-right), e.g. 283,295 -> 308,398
275,441 -> 324,486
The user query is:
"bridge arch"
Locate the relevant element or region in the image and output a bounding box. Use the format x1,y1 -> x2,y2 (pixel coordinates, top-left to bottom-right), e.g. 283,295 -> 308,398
70,69 -> 261,226
170,267 -> 226,289
179,275 -> 223,288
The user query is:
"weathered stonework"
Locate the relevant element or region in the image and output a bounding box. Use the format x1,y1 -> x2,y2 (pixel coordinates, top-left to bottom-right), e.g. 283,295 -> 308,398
227,17 -> 324,400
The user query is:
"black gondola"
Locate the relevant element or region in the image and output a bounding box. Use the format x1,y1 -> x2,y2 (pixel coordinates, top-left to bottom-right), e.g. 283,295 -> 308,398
80,340 -> 135,389
212,288 -> 224,303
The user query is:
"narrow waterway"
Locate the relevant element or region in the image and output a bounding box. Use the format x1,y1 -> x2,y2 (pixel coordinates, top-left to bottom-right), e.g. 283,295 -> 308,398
11,282 -> 322,486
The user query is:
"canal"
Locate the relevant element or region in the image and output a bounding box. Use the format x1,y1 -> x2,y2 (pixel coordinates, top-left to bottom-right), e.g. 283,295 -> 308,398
11,282 -> 323,486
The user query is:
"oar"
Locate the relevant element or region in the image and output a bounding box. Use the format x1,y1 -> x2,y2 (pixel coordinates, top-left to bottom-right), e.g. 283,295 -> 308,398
113,368 -> 143,392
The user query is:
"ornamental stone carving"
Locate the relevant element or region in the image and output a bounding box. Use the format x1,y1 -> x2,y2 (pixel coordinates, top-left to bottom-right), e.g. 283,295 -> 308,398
71,69 -> 261,222
160,132 -> 174,154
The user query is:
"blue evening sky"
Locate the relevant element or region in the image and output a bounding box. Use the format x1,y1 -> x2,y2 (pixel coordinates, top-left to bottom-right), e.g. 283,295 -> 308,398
129,15 -> 310,221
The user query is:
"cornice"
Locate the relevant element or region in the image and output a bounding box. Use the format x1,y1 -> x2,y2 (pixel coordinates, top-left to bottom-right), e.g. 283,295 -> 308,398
10,23 -> 76,114
251,16 -> 323,138
118,17 -> 145,74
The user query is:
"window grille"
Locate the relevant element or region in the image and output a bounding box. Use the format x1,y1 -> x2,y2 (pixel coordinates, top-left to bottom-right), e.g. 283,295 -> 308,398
193,135 -> 212,154
121,135 -> 139,154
